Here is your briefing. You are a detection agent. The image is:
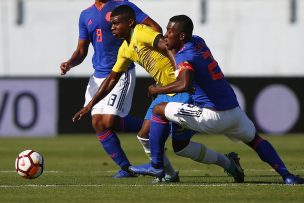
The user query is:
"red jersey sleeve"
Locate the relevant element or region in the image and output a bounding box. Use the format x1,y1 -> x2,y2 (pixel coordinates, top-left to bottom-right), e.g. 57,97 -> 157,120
176,61 -> 195,77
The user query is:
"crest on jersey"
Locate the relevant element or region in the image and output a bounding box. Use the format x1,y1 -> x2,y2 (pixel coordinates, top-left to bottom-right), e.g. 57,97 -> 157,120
106,12 -> 112,22
88,19 -> 93,26
133,45 -> 139,53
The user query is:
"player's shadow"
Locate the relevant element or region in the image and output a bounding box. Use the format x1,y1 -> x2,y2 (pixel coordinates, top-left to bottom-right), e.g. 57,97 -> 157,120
240,174 -> 283,184
179,174 -> 283,185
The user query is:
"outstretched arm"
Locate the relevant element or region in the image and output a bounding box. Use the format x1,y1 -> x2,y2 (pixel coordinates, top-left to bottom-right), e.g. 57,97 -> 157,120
72,71 -> 123,122
60,39 -> 90,75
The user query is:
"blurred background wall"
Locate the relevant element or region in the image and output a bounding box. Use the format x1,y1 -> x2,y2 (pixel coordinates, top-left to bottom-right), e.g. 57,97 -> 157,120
0,0 -> 303,136
1,0 -> 304,76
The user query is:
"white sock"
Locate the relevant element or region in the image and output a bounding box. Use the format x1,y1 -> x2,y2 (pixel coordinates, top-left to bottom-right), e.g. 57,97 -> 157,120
175,141 -> 230,170
137,136 -> 176,176
137,136 -> 151,158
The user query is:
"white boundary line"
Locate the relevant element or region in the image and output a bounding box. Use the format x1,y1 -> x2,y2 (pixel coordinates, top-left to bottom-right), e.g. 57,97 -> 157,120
0,183 -> 291,188
2,169 -> 304,173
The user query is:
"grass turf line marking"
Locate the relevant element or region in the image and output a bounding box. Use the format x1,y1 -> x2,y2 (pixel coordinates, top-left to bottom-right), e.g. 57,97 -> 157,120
0,183 -> 294,188
2,169 -> 304,173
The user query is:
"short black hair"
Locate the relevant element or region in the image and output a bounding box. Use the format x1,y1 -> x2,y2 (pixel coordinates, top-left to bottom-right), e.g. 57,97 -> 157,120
111,5 -> 136,20
169,15 -> 193,37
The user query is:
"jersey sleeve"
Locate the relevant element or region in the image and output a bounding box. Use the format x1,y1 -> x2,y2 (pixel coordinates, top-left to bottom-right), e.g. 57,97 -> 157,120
176,61 -> 195,77
136,25 -> 160,47
78,12 -> 89,40
178,61 -> 195,72
112,44 -> 132,73
125,2 -> 148,23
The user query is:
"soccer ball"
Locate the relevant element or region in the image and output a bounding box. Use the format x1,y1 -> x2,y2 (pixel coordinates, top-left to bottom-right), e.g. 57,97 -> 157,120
15,150 -> 44,179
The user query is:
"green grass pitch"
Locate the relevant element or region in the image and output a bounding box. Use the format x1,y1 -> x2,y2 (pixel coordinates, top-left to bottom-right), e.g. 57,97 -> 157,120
1,134 -> 304,203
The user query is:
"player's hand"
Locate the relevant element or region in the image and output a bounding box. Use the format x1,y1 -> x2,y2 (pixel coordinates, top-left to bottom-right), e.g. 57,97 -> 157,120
60,62 -> 72,75
72,106 -> 91,122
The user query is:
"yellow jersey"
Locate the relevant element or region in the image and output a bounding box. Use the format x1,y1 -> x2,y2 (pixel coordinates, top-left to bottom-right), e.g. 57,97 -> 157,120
112,24 -> 176,87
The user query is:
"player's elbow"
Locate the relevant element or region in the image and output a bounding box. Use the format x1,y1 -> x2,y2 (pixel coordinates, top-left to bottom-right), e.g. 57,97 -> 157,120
79,50 -> 88,59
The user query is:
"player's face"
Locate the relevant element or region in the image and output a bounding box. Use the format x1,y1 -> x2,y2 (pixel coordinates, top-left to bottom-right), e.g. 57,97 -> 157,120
164,21 -> 183,51
110,15 -> 132,39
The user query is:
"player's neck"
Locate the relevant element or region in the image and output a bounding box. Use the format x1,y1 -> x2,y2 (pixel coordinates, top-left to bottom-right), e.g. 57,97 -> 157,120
176,41 -> 186,53
126,28 -> 134,44
95,0 -> 107,9
170,49 -> 177,55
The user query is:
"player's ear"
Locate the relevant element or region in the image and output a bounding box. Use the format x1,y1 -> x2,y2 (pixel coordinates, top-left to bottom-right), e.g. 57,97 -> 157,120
129,18 -> 135,27
179,32 -> 186,41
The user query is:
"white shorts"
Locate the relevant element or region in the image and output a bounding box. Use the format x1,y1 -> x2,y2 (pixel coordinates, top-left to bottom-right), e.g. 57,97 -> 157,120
165,102 -> 256,143
84,68 -> 135,117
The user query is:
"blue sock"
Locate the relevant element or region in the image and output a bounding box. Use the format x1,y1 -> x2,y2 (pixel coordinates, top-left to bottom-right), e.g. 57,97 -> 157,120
119,115 -> 143,132
149,113 -> 170,168
246,134 -> 289,177
97,129 -> 130,170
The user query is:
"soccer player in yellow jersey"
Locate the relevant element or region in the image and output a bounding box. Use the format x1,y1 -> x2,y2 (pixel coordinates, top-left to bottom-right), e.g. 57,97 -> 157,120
73,4 -> 187,182
112,24 -> 177,87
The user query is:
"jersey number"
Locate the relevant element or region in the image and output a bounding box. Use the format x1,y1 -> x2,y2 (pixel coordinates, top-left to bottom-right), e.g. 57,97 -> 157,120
96,29 -> 103,42
203,50 -> 223,80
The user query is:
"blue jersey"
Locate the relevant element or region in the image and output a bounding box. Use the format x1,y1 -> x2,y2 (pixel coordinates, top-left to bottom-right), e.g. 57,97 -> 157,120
79,0 -> 148,78
175,35 -> 239,110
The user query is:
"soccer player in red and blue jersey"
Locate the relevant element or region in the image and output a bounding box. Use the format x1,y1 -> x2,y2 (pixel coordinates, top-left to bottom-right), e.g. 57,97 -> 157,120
60,0 -> 168,178
132,15 -> 304,184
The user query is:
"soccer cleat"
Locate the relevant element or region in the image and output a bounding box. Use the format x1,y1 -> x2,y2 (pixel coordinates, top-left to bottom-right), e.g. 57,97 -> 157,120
112,169 -> 137,178
152,171 -> 180,183
225,152 -> 245,183
283,174 -> 304,185
129,163 -> 165,178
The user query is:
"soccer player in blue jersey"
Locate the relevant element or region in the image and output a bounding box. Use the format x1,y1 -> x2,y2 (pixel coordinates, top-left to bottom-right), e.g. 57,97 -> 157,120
60,0 -> 176,179
132,15 -> 304,184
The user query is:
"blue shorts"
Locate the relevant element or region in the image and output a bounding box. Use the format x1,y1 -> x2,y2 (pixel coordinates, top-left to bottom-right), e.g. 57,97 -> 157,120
145,92 -> 196,141
145,92 -> 191,120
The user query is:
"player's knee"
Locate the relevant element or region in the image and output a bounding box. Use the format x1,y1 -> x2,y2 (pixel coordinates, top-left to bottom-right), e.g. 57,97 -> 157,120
245,132 -> 264,148
92,115 -> 117,132
172,139 -> 190,153
92,117 -> 105,132
152,102 -> 167,117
